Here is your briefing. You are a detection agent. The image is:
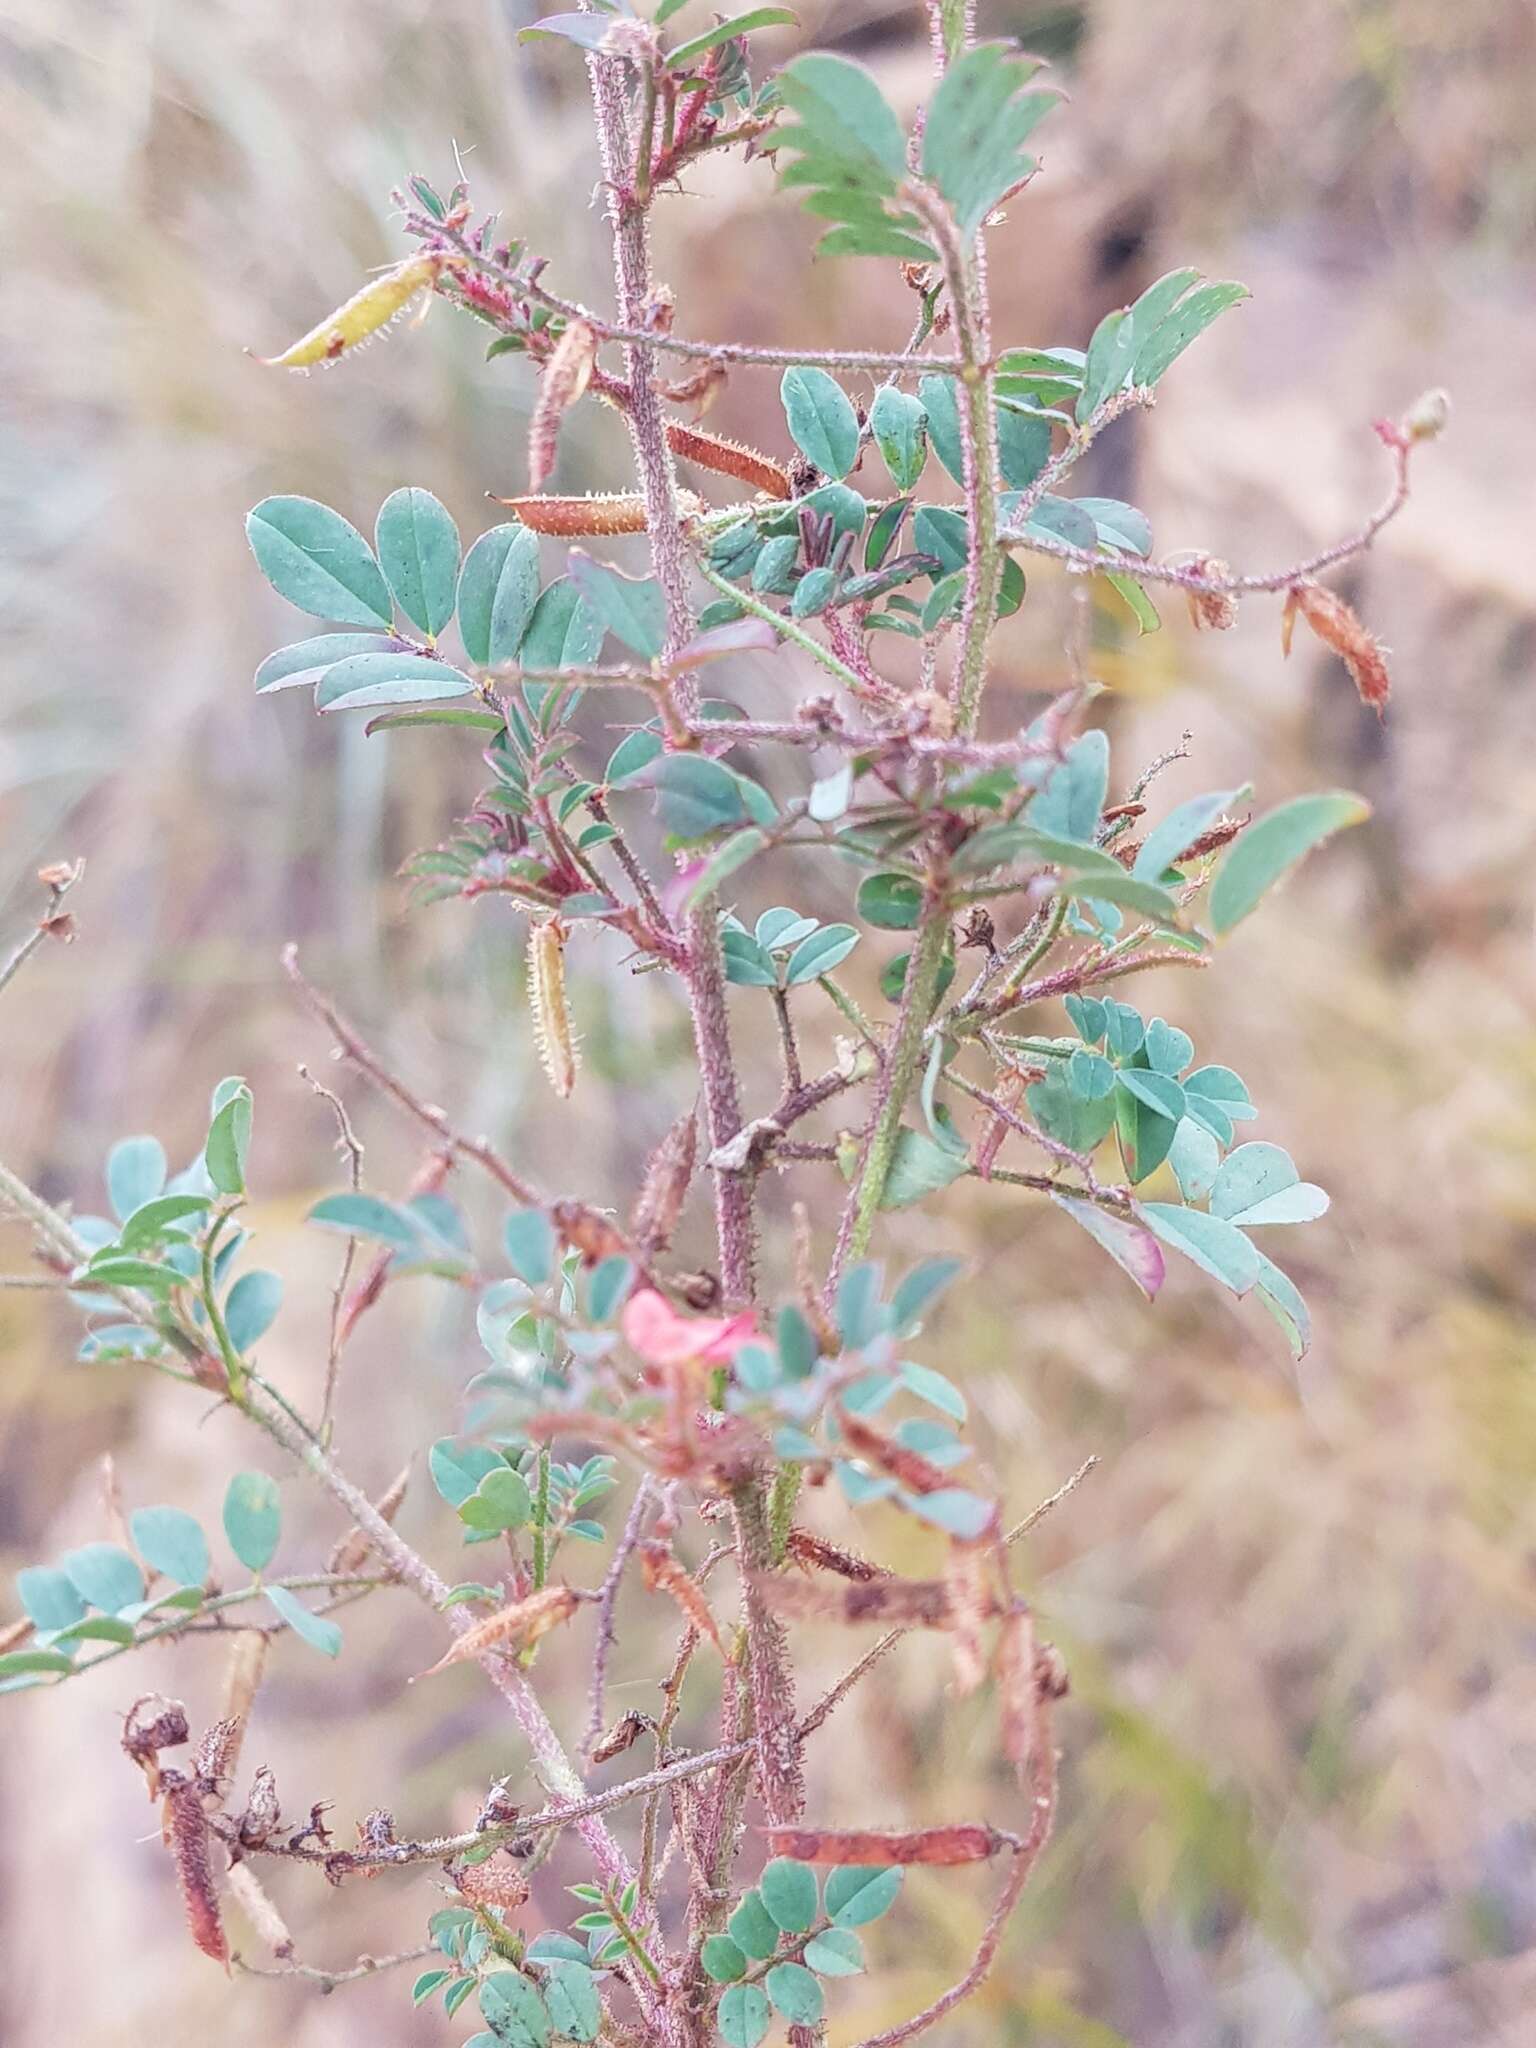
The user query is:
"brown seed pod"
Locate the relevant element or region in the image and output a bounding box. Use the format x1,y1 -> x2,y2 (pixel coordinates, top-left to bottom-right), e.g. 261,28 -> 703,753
411,1585 -> 582,1680
664,422 -> 792,499
492,492 -> 651,537
630,1108 -> 698,1259
591,1710 -> 653,1766
1183,555 -> 1239,631
783,1527 -> 884,1583
993,1605 -> 1038,1776
753,1569 -> 970,1630
162,1778 -> 228,1966
762,1823 -> 1006,1867
639,1538 -> 727,1657
528,318 -> 598,491
1282,578 -> 1391,715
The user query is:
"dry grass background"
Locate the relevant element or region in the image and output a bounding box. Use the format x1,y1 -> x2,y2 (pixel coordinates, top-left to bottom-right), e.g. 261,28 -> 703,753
3,2 -> 1536,2043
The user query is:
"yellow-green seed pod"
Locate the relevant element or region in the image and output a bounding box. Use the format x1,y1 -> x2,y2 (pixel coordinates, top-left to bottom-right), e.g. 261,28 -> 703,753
252,254 -> 449,369
528,917 -> 578,1099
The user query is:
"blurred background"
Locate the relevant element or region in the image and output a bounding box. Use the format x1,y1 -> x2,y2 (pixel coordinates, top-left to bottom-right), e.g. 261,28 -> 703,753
3,2 -> 1535,2043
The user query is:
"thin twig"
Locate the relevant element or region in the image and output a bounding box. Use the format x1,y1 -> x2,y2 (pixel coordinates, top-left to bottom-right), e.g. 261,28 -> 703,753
233,1940 -> 437,1992
283,947 -> 541,1207
585,1478 -> 657,1758
0,860 -> 82,1000
297,1064 -> 364,1438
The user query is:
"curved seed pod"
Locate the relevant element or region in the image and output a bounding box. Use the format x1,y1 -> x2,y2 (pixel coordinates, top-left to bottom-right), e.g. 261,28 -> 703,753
665,422 -> 793,498
253,254 -> 450,369
1282,578 -> 1391,715
411,1585 -> 582,1680
528,318 -> 598,490
528,917 -> 578,1099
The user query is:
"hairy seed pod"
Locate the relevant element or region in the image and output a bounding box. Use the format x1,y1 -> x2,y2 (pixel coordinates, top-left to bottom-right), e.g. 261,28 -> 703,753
630,1108 -> 698,1258
1282,578 -> 1391,715
639,1538 -> 727,1656
411,1585 -> 582,1680
994,1606 -> 1039,1778
943,1544 -> 996,1697
492,492 -> 651,536
225,1860 -> 294,1959
162,1778 -> 228,1966
762,1823 -> 1006,1867
253,254 -> 449,369
528,319 -> 598,491
784,1527 -> 883,1582
753,1569 -> 972,1630
664,422 -> 792,499
528,917 -> 578,1098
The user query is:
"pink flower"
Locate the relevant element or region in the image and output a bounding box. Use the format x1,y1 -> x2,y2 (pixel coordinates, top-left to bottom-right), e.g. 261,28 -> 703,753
621,1289 -> 758,1370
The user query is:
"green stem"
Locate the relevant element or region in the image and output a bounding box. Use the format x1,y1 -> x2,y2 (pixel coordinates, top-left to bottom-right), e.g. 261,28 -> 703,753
603,1886 -> 664,1987
67,1573 -> 389,1677
696,563 -> 870,696
201,1210 -> 246,1399
841,903 -> 952,1267
532,1447 -> 551,1591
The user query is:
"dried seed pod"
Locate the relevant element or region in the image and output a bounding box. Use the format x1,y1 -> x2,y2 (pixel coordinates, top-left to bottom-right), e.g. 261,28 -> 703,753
528,917 -> 579,1098
238,1764 -> 282,1850
993,1605 -> 1038,1775
591,1710 -> 653,1766
630,1108 -> 698,1259
193,1717 -> 243,1796
528,319 -> 598,491
753,1569 -> 964,1629
492,492 -> 650,537
219,1634 -> 268,1758
639,1539 -> 726,1657
763,1823 -> 1005,1867
123,1695 -> 191,1797
1282,578 -> 1391,715
835,1405 -> 969,1502
412,1585 -> 582,1680
943,1544 -> 996,1698
783,1528 -> 883,1582
162,1779 -> 228,1966
253,254 -> 449,369
664,422 -> 792,499
225,1860 -> 294,1959
1183,555 -> 1238,631
551,1199 -> 631,1267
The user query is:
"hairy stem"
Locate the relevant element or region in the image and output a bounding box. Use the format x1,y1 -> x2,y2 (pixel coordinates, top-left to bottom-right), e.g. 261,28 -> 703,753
835,896 -> 952,1277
